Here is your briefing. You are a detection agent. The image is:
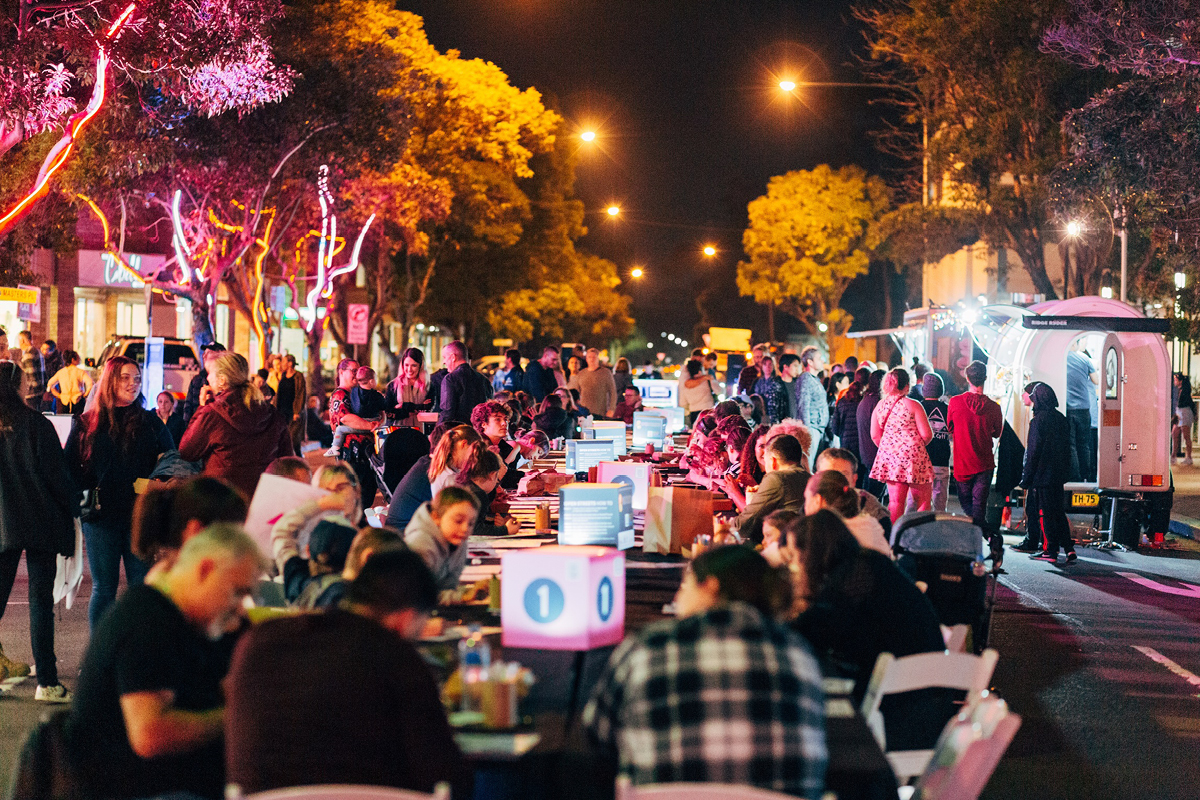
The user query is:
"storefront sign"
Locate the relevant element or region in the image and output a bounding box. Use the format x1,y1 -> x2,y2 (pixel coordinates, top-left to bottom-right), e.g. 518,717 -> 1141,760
0,287 -> 38,304
347,303 -> 370,344
77,249 -> 166,289
16,284 -> 40,322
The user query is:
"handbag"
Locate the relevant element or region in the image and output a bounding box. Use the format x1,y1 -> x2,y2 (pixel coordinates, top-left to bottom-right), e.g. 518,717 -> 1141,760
79,486 -> 102,523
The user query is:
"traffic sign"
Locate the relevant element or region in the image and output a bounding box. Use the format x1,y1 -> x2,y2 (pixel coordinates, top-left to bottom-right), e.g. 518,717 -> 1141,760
347,303 -> 370,344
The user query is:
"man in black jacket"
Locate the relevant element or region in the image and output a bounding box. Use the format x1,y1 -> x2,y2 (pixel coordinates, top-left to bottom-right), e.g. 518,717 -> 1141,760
523,346 -> 561,403
437,341 -> 492,427
1018,382 -> 1077,564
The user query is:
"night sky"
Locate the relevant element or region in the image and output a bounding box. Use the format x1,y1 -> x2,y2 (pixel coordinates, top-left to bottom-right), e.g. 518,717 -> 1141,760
400,0 -> 898,345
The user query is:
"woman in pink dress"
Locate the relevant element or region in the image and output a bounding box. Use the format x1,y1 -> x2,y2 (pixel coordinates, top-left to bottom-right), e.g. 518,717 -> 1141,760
870,368 -> 934,522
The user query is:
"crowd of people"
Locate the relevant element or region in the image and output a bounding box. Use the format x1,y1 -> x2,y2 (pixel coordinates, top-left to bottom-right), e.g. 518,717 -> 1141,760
0,329 -> 1089,799
682,347 -> 1013,535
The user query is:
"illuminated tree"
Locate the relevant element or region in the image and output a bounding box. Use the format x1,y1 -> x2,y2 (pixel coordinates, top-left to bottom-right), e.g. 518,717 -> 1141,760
1044,0 -> 1200,287
857,0 -> 1087,298
737,165 -> 889,340
0,0 -> 294,233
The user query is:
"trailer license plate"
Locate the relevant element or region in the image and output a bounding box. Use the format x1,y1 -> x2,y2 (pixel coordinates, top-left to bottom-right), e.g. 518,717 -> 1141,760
1072,493 -> 1100,508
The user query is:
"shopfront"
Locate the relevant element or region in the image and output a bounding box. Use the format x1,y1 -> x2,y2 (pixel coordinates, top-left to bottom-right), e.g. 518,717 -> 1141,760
74,249 -> 175,360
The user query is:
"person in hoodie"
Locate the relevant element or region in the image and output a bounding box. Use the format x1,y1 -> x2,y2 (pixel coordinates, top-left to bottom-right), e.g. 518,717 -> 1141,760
1019,381 -> 1077,564
403,485 -> 480,594
178,352 -> 293,499
946,361 -> 1004,530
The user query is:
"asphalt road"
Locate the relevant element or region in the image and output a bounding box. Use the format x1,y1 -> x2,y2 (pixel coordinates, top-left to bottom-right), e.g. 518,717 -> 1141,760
2,532 -> 1199,799
983,533 -> 1200,800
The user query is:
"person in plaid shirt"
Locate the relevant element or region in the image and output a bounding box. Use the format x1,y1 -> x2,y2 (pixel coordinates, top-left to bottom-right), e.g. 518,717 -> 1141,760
583,546 -> 827,797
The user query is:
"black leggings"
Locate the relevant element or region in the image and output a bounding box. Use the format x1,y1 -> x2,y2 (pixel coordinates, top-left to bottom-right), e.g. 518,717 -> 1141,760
0,549 -> 58,686
1026,487 -> 1075,556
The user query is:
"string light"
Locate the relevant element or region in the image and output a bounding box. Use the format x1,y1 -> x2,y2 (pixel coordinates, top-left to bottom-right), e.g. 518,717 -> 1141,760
0,3 -> 138,234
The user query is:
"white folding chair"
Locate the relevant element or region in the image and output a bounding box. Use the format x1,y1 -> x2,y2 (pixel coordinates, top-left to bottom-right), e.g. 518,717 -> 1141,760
905,695 -> 1021,800
615,776 -> 797,800
940,624 -> 970,653
237,784 -> 451,800
860,648 -> 999,783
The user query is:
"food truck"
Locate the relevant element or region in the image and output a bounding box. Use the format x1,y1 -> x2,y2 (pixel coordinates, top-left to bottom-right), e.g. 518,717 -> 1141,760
978,296 -> 1172,548
851,296 -> 1173,548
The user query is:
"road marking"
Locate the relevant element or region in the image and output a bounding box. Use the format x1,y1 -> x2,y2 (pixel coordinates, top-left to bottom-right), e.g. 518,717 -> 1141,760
1117,571 -> 1200,599
1132,646 -> 1200,698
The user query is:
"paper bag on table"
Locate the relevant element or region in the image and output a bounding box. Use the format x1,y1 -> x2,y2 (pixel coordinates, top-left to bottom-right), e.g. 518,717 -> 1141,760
643,487 -> 713,555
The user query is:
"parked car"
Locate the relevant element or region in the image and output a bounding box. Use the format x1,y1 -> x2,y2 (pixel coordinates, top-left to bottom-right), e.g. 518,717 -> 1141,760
93,336 -> 201,399
472,355 -> 529,383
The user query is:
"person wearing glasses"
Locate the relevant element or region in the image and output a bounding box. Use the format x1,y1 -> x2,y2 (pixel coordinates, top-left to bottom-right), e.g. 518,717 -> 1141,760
66,356 -> 174,630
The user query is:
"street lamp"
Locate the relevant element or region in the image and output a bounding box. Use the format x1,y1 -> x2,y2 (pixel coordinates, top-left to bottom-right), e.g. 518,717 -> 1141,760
779,80 -> 797,92
702,244 -> 717,257
1066,220 -> 1083,238
817,322 -> 828,333
1176,271 -> 1187,290
606,205 -> 620,217
580,130 -> 596,142
630,267 -> 644,279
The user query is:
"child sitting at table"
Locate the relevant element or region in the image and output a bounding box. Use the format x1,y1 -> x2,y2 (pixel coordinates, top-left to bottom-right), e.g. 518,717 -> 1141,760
404,485 -> 480,596
462,450 -> 522,537
325,366 -> 388,458
760,508 -> 798,566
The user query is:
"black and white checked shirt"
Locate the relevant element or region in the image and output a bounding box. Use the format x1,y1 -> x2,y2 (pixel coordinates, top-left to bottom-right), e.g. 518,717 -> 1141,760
583,602 -> 827,798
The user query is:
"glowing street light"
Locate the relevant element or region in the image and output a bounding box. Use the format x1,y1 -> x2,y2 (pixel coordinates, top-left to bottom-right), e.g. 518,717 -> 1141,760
779,80 -> 797,92
606,205 -> 621,217
580,130 -> 597,142
1176,271 -> 1187,290
702,245 -> 717,257
1101,286 -> 1113,299
817,322 -> 828,333
630,267 -> 644,279
1066,220 -> 1083,238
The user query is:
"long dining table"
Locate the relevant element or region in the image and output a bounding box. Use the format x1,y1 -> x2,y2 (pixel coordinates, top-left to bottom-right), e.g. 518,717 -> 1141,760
427,433 -> 899,800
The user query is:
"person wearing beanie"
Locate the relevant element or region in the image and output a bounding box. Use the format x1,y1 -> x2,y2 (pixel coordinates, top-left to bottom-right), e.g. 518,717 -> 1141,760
919,372 -> 951,512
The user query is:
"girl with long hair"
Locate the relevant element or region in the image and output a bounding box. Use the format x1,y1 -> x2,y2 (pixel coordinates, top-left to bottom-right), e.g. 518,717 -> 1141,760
385,347 -> 430,428
1173,371 -> 1195,465
65,356 -> 174,630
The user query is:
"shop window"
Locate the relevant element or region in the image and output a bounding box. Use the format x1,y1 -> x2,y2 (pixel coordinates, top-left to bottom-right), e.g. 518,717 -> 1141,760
116,300 -> 148,337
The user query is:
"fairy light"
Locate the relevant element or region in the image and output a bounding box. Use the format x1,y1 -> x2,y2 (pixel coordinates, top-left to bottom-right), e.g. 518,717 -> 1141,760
0,3 -> 138,235
171,189 -> 194,284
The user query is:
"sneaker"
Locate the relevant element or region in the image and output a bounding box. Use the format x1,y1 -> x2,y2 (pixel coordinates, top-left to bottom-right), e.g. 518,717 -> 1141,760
0,649 -> 31,679
1012,541 -> 1040,554
323,447 -> 340,458
1032,552 -> 1060,562
1186,458 -> 1194,466
35,684 -> 71,703
1064,552 -> 1078,564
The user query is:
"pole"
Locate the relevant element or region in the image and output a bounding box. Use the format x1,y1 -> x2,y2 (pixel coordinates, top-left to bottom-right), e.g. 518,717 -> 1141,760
1120,226 -> 1128,303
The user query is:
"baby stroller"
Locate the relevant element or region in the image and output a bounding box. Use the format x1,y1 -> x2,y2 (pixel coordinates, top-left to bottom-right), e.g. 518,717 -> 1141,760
890,512 -> 998,654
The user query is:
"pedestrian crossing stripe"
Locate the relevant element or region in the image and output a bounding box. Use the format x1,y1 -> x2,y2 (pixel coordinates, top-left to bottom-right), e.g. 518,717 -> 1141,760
1132,646 -> 1200,698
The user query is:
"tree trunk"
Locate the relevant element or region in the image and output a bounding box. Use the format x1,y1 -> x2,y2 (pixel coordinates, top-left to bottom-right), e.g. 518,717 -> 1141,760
189,288 -> 216,349
306,324 -> 326,408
